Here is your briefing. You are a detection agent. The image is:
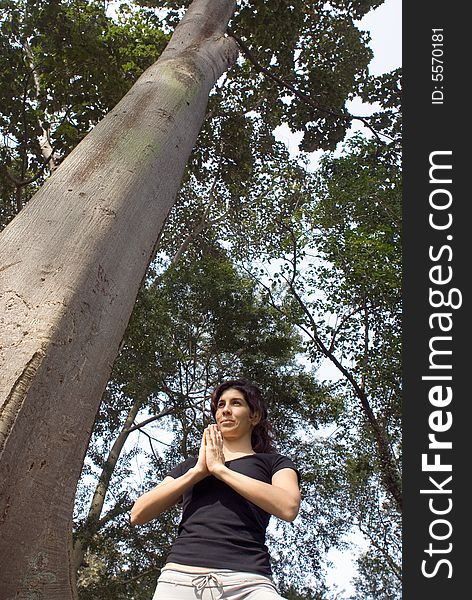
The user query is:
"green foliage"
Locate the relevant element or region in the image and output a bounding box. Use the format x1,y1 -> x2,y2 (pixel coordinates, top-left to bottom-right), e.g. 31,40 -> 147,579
1,0 -> 383,230
77,513 -> 176,600
350,544 -> 401,600
228,0 -> 374,151
0,0 -> 168,225
358,67 -> 402,148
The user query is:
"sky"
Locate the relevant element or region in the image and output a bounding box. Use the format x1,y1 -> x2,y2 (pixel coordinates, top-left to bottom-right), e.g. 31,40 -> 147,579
361,0 -> 402,76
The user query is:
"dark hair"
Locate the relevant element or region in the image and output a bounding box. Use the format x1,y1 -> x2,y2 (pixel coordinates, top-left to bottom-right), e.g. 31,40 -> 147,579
210,379 -> 276,454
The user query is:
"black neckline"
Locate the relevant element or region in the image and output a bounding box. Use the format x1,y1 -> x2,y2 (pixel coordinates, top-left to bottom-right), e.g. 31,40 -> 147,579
224,453 -> 257,463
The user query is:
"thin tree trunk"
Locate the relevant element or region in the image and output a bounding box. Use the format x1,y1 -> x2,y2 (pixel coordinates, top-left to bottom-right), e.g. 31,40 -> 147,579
0,1 -> 238,598
71,396 -> 143,573
71,401 -> 174,572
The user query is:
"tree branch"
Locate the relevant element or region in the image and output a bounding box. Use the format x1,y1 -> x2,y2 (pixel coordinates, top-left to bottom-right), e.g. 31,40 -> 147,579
283,274 -> 402,510
124,405 -> 175,433
361,297 -> 370,394
172,153 -> 226,265
97,498 -> 133,528
120,567 -> 160,585
73,395 -> 145,571
358,520 -> 402,583
240,251 -> 402,511
22,40 -> 58,171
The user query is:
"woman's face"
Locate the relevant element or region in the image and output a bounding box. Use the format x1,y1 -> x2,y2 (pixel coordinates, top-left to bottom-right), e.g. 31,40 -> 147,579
215,388 -> 258,440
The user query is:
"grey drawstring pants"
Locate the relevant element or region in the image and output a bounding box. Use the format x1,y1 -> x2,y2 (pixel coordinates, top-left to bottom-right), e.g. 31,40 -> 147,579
152,568 -> 287,599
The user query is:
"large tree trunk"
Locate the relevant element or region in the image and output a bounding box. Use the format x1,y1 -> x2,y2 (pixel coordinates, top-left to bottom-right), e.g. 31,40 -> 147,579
0,1 -> 237,598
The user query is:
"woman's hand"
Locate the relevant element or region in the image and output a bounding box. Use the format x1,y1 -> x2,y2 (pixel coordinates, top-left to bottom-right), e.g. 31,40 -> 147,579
194,428 -> 210,478
204,424 -> 226,476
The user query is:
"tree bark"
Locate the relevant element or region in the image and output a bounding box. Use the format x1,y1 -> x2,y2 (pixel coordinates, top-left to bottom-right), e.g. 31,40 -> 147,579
0,1 -> 238,598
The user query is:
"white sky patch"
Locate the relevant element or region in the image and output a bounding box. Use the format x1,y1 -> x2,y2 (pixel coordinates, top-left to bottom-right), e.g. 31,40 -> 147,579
325,528 -> 370,595
357,0 -> 402,77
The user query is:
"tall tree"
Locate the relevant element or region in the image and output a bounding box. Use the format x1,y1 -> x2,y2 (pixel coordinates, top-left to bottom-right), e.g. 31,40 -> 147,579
0,2 -> 238,597
0,0 -> 388,597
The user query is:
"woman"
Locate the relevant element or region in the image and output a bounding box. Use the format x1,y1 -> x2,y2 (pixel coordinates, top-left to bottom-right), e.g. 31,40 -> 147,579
130,379 -> 301,599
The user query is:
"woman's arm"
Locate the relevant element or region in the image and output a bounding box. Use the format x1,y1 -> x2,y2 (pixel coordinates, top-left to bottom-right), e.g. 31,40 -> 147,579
213,465 -> 300,521
205,426 -> 301,522
130,435 -> 209,525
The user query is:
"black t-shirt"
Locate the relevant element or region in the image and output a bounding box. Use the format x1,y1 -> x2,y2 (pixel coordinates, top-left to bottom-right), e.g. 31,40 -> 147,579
164,453 -> 300,577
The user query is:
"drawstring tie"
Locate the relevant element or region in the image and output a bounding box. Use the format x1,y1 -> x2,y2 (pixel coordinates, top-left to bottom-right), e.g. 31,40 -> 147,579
191,572 -> 224,599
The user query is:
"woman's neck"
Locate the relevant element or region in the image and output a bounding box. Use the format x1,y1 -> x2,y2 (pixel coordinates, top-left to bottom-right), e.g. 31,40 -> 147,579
222,437 -> 254,459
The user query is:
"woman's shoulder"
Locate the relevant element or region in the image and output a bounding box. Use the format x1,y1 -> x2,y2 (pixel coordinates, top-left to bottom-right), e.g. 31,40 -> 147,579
250,452 -> 297,468
255,452 -> 301,482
